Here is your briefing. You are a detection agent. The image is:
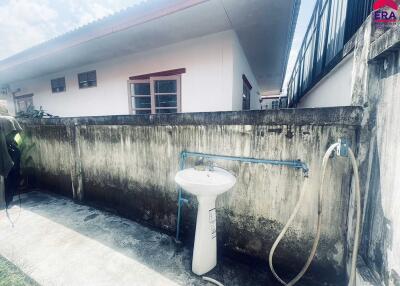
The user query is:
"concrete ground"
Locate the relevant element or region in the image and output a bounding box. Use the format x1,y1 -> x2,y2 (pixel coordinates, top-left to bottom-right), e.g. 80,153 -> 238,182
0,191 -> 322,286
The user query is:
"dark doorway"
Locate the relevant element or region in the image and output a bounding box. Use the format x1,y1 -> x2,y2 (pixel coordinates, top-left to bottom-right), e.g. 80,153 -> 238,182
242,75 -> 252,110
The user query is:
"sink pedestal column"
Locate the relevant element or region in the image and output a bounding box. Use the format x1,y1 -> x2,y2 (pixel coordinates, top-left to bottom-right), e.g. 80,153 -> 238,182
0,176 -> 5,210
192,195 -> 218,275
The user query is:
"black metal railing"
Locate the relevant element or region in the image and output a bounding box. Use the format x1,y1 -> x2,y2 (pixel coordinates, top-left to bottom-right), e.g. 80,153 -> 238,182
287,0 -> 374,107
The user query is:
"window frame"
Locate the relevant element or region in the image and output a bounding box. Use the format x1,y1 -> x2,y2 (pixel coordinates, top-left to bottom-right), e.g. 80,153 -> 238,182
242,74 -> 252,111
151,75 -> 181,114
14,93 -> 34,113
271,100 -> 280,110
78,70 -> 97,89
128,79 -> 152,115
51,77 -> 66,93
128,75 -> 181,115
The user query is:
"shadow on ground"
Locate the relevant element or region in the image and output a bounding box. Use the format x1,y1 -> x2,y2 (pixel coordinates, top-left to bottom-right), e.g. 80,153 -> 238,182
2,190 -> 327,286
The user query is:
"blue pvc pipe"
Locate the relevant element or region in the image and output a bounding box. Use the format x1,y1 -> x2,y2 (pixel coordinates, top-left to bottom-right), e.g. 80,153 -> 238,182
175,151 -> 309,241
175,152 -> 186,241
182,151 -> 309,174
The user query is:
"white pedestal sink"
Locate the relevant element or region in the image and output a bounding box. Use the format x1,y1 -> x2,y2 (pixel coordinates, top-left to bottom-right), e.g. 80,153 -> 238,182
175,167 -> 236,275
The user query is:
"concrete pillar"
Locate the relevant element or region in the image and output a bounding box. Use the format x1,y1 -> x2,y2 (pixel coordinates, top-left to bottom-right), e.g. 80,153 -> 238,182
349,16 -> 400,284
348,16 -> 376,283
67,122 -> 84,202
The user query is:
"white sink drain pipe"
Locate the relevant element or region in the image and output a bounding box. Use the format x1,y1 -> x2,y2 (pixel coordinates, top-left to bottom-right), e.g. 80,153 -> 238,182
269,141 -> 361,286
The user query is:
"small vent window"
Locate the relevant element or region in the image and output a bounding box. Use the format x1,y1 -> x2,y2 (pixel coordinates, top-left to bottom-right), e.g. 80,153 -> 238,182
78,70 -> 97,89
51,77 -> 66,93
15,94 -> 34,113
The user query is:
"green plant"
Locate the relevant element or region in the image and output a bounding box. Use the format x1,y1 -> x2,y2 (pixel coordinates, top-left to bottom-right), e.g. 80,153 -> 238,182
16,106 -> 57,119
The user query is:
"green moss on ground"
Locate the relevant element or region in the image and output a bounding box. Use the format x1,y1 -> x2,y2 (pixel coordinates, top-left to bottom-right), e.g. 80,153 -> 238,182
0,255 -> 39,286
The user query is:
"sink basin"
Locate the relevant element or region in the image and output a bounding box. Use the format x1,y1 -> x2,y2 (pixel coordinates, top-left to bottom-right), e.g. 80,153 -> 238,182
175,167 -> 236,275
175,167 -> 236,197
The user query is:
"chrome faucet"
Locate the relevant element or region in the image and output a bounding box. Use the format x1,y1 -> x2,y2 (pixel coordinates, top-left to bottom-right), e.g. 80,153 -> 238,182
205,160 -> 216,171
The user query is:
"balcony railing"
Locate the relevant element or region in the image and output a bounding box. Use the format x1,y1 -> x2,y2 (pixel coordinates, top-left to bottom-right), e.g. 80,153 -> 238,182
287,0 -> 374,107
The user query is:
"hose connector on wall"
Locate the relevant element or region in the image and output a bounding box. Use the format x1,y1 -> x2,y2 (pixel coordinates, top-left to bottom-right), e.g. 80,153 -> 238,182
269,139 -> 361,286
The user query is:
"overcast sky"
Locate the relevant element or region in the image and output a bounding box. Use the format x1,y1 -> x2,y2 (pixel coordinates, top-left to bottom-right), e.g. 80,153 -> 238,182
0,0 -> 145,60
0,0 -> 316,90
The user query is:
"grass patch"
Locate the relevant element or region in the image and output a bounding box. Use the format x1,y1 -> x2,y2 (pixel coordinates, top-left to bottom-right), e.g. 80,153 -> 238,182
0,255 -> 39,286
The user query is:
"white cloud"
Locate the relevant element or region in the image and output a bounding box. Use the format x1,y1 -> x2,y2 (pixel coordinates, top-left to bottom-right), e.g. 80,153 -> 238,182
0,0 -> 146,60
0,0 -> 58,59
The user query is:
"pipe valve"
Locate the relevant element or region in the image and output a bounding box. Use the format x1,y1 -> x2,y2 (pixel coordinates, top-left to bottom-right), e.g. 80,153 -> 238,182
337,138 -> 349,157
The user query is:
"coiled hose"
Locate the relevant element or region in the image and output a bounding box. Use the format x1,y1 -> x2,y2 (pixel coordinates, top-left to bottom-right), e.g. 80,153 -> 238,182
269,143 -> 361,286
203,276 -> 224,286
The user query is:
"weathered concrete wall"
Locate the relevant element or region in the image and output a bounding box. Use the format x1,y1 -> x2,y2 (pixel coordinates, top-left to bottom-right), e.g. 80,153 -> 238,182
349,20 -> 400,285
19,108 -> 362,283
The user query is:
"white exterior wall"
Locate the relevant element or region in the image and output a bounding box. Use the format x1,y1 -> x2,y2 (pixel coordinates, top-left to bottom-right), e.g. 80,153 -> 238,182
5,30 -> 243,117
231,33 -> 261,110
297,53 -> 354,108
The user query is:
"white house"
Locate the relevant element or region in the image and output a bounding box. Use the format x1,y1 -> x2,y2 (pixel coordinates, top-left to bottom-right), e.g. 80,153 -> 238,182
0,0 -> 299,117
